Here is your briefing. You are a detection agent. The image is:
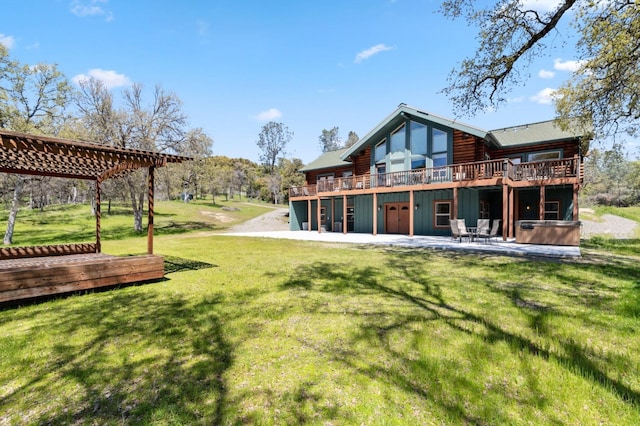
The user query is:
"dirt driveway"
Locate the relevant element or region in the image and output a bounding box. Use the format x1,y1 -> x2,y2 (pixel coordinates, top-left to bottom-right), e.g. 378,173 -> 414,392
226,207 -> 290,233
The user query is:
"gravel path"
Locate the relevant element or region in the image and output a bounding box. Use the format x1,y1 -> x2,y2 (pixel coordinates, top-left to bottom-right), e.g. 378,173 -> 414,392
226,207 -> 290,233
580,213 -> 638,239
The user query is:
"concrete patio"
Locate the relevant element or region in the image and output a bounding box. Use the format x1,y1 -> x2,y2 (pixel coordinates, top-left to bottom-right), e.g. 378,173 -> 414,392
222,230 -> 581,259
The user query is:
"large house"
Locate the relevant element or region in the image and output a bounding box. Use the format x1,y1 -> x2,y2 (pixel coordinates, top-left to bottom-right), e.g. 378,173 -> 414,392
288,104 -> 587,242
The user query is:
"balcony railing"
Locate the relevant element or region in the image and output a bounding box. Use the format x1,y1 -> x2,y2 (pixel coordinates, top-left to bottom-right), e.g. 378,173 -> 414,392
290,157 -> 580,198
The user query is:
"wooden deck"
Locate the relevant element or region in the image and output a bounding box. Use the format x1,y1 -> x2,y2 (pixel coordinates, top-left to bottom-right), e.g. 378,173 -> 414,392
0,253 -> 165,303
289,157 -> 582,199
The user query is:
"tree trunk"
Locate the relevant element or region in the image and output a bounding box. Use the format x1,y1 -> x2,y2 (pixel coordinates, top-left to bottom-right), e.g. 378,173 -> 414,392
127,175 -> 145,232
4,177 -> 24,245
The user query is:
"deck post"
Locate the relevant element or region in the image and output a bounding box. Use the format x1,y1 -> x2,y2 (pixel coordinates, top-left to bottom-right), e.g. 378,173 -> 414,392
502,183 -> 509,240
409,190 -> 414,237
307,199 -> 311,232
453,187 -> 458,219
539,185 -> 546,221
343,195 -> 347,234
147,166 -> 155,254
96,178 -> 101,253
573,183 -> 579,220
373,192 -> 378,236
317,197 -> 322,233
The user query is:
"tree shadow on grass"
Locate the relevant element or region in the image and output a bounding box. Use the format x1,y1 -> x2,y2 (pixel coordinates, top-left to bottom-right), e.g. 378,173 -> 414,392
279,248 -> 640,423
1,291 -> 234,425
162,255 -> 218,275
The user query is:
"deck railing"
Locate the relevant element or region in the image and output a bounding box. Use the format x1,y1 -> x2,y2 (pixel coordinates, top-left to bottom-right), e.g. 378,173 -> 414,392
290,157 -> 580,198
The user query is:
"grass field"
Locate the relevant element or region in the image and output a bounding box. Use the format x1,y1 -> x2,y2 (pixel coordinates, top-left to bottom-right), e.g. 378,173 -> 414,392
0,202 -> 639,424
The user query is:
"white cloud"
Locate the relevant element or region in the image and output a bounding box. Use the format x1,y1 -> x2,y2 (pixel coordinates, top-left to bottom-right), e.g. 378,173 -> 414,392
507,96 -> 525,103
354,44 -> 394,64
538,69 -> 555,79
0,33 -> 15,49
254,108 -> 282,121
530,87 -> 558,104
519,0 -> 562,12
72,68 -> 131,89
70,0 -> 114,22
553,58 -> 586,72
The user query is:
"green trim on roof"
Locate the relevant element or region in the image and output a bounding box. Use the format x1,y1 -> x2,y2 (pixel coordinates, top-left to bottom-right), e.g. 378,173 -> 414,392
300,148 -> 351,172
488,120 -> 584,147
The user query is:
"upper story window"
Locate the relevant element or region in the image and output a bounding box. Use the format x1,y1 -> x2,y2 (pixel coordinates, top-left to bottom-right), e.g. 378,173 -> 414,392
374,139 -> 386,163
528,150 -> 561,162
432,128 -> 448,153
410,122 -> 427,156
390,124 -> 406,153
432,128 -> 449,167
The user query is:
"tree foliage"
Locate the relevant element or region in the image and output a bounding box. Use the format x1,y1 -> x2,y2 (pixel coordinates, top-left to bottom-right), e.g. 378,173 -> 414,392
582,143 -> 640,206
256,121 -> 292,175
345,130 -> 360,148
319,127 -> 341,152
440,0 -> 639,139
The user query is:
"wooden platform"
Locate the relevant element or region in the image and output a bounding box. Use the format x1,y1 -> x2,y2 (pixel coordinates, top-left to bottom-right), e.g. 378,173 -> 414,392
0,253 -> 165,303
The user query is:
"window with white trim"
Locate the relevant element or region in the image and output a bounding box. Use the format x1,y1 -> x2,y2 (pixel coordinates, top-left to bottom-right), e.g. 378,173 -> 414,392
434,201 -> 452,228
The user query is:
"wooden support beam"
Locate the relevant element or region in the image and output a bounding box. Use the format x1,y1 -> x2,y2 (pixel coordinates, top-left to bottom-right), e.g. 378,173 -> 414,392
373,192 -> 378,236
453,187 -> 458,219
343,195 -> 347,234
96,178 -> 102,253
502,185 -> 511,240
573,183 -> 579,220
147,166 -> 155,254
409,190 -> 414,237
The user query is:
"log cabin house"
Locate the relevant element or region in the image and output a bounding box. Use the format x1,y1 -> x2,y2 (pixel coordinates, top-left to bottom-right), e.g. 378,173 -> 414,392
288,104 -> 587,243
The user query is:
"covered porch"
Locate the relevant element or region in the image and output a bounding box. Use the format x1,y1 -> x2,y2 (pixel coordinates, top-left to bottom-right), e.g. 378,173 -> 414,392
289,156 -> 582,240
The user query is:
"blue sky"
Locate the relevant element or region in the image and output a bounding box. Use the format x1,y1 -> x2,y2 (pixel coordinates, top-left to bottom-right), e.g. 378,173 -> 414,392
2,0 -> 587,163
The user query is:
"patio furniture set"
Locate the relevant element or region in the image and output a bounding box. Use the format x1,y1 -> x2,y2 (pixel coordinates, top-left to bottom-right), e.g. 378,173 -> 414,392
450,219 -> 501,244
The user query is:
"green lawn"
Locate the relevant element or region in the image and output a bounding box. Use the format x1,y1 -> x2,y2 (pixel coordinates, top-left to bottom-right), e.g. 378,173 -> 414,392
0,203 -> 639,424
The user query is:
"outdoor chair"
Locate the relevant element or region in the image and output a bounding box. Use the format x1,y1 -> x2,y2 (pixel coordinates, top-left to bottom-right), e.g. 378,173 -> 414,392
457,219 -> 472,242
477,219 -> 490,235
450,219 -> 470,242
479,219 -> 501,244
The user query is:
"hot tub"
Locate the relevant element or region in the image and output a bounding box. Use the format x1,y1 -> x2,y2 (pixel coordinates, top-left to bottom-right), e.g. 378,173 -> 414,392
515,220 -> 581,246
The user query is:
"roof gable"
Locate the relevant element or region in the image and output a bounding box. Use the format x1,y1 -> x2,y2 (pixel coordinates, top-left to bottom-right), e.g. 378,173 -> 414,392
488,120 -> 584,147
300,147 -> 351,172
341,104 -> 488,160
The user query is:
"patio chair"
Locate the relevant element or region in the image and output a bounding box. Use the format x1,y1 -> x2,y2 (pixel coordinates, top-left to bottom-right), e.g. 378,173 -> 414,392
477,219 -> 490,235
457,219 -> 472,242
479,219 -> 501,244
450,219 -> 470,242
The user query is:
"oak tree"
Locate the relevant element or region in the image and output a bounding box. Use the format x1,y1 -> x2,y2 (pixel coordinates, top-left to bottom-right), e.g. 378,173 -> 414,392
440,0 -> 639,139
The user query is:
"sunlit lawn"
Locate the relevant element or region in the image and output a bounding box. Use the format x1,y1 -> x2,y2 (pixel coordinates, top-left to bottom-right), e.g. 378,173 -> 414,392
0,198 -> 274,246
0,202 -> 639,424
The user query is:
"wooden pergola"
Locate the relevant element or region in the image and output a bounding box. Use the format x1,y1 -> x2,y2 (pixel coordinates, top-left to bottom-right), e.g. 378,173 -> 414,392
0,129 -> 191,302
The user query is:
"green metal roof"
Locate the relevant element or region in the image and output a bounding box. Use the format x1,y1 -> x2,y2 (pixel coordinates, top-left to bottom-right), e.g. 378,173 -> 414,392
488,120 -> 584,147
300,147 -> 351,172
341,104 -> 488,160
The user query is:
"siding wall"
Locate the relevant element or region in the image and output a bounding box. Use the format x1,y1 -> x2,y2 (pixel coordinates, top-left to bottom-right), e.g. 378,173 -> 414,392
490,140 -> 579,161
305,166 -> 353,185
453,130 -> 483,164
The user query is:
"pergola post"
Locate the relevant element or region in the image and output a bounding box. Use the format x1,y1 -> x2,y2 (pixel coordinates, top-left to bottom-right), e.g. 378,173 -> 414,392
147,166 -> 155,255
96,178 -> 102,253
